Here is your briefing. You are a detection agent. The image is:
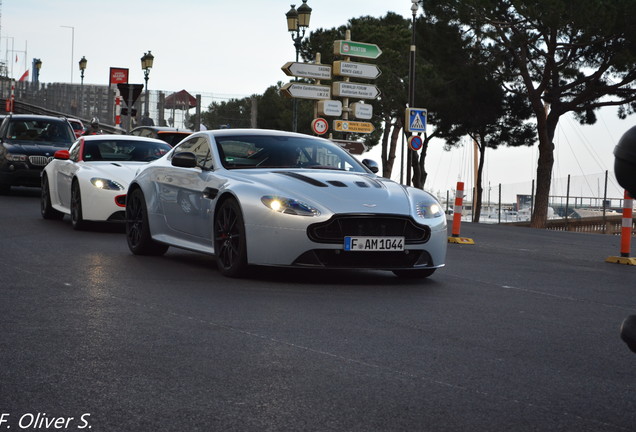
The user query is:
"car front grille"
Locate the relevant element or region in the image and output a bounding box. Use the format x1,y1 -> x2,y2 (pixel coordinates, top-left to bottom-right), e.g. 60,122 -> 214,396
307,215 -> 430,244
29,155 -> 54,166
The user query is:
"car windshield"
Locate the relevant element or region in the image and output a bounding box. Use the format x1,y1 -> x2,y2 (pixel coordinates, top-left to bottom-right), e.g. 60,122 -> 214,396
82,139 -> 172,162
215,134 -> 367,172
7,119 -> 75,146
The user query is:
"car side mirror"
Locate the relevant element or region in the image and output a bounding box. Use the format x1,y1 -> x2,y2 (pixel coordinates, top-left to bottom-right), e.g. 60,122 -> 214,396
171,151 -> 197,168
54,150 -> 69,160
362,158 -> 379,174
614,126 -> 636,198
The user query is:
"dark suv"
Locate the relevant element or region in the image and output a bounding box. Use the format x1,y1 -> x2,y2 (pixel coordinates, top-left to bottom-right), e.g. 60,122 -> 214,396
0,114 -> 75,194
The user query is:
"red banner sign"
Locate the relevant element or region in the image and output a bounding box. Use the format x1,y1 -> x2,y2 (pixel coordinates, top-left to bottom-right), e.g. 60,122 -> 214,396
109,67 -> 129,85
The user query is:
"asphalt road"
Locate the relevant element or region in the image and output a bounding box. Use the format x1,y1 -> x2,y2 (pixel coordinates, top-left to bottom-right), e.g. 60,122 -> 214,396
1,187 -> 635,432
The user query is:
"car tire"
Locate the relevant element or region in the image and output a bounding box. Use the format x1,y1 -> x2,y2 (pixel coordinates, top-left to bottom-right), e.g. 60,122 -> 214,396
41,175 -> 63,220
126,187 -> 169,256
0,183 -> 10,195
70,181 -> 87,230
392,268 -> 436,279
214,198 -> 248,277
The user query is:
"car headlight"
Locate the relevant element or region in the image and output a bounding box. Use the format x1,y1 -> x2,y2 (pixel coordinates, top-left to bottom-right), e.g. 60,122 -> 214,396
416,202 -> 443,219
261,195 -> 320,216
6,153 -> 27,162
90,177 -> 124,191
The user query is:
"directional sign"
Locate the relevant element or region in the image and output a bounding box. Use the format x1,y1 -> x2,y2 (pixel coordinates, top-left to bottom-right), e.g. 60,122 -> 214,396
351,102 -> 373,120
333,120 -> 375,134
405,108 -> 427,133
333,61 -> 381,79
330,139 -> 366,155
317,100 -> 342,117
280,82 -> 331,100
332,82 -> 380,100
334,40 -> 382,59
281,62 -> 332,80
311,118 -> 329,135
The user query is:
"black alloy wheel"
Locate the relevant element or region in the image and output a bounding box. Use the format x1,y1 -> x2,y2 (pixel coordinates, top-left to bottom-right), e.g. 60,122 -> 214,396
41,175 -> 64,220
70,181 -> 86,230
214,199 -> 248,277
125,187 -> 169,256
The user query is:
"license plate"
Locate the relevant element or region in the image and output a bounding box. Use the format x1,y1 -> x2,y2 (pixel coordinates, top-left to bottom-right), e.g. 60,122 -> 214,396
344,236 -> 405,251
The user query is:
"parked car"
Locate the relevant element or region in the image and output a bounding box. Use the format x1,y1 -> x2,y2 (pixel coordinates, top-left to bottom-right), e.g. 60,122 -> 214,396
67,118 -> 85,138
41,134 -> 172,229
130,126 -> 191,146
125,129 -> 447,278
0,114 -> 75,194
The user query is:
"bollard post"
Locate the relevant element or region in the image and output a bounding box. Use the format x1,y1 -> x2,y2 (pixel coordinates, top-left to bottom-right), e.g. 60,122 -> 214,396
606,190 -> 636,265
114,95 -> 122,130
448,181 -> 475,244
620,191 -> 633,257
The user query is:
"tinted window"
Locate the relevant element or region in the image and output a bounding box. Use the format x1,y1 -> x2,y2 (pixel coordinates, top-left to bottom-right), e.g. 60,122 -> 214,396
6,119 -> 74,146
82,140 -> 171,162
173,136 -> 213,170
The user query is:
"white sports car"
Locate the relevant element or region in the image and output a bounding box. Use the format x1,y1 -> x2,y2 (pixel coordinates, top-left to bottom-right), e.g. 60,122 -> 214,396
125,129 -> 447,278
41,134 -> 172,229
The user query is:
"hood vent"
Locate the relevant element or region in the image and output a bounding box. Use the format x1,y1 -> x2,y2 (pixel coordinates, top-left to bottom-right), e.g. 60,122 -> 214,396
275,171 -> 328,187
327,180 -> 347,187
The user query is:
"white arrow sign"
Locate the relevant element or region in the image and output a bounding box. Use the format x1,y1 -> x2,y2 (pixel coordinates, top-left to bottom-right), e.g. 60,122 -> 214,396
282,62 -> 332,80
281,82 -> 331,100
332,82 -> 380,100
333,61 -> 381,79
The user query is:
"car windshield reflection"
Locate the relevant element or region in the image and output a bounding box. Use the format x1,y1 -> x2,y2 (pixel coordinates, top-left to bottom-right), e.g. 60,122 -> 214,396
215,135 -> 366,172
82,140 -> 172,162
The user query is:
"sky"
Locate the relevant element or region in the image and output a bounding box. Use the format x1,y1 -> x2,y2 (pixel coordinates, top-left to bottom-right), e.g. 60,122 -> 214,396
3,0 -> 634,200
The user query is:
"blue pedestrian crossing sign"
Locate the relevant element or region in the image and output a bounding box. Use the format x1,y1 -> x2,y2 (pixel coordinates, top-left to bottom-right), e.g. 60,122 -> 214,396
405,108 -> 427,133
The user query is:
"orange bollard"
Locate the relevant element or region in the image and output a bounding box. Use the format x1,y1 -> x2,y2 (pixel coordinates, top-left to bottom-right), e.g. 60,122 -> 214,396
451,181 -> 464,237
606,190 -> 636,265
620,191 -> 633,257
448,181 -> 474,244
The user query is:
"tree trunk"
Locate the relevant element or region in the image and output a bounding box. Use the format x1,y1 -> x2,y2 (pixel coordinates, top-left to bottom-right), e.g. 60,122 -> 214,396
387,118 -> 402,178
472,140 -> 486,223
530,110 -> 558,228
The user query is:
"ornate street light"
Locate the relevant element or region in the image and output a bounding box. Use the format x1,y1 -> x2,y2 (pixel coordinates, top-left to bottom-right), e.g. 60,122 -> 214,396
285,1 -> 311,132
79,56 -> 87,117
140,51 -> 154,116
79,56 -> 87,84
33,58 -> 42,84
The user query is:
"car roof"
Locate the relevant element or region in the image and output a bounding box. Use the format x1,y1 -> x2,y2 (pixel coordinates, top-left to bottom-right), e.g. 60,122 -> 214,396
7,114 -> 70,122
80,134 -> 167,144
131,126 -> 191,133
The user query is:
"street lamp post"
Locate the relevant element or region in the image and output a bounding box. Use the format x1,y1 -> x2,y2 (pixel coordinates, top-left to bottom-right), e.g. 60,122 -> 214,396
79,56 -> 87,117
285,1 -> 312,132
406,0 -> 420,187
61,26 -> 75,84
32,58 -> 42,85
140,51 -> 154,119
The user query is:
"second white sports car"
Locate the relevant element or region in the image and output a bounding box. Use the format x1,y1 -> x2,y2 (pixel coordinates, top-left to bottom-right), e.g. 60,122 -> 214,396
41,134 -> 172,229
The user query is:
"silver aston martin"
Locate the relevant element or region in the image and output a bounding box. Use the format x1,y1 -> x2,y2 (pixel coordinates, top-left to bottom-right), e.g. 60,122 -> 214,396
125,129 -> 447,278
